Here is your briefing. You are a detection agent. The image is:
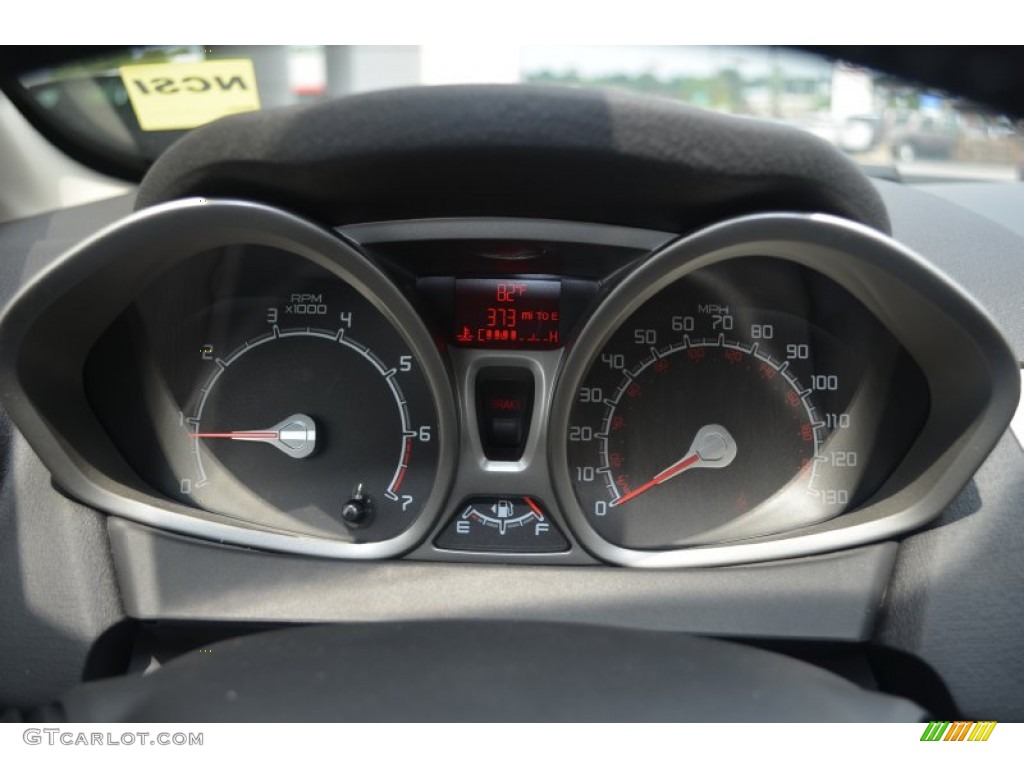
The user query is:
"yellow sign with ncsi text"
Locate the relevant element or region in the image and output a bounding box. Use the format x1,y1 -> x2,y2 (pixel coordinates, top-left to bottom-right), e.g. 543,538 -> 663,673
119,59 -> 261,131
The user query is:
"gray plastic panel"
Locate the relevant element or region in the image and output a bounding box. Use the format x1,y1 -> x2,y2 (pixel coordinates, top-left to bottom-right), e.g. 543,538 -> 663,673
109,516 -> 897,641
917,181 -> 1024,240
876,431 -> 1024,721
0,421 -> 124,707
874,179 -> 1024,362
0,194 -> 135,309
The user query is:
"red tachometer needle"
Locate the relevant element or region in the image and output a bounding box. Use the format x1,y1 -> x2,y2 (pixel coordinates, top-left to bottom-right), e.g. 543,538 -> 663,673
188,413 -> 318,459
189,430 -> 280,440
610,424 -> 737,508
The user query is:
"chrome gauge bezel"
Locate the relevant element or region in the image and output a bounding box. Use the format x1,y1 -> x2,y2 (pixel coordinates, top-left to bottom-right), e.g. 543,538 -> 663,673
0,198 -> 459,560
548,213 -> 1020,568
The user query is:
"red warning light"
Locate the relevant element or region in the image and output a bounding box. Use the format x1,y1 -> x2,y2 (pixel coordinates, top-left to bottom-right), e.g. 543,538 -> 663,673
490,398 -> 525,412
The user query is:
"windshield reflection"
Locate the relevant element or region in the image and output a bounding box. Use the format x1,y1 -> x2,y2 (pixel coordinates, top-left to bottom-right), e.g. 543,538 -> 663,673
17,45 -> 1023,182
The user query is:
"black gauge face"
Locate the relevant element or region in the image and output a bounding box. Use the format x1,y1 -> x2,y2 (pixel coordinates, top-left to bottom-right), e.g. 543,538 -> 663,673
186,327 -> 433,542
88,246 -> 443,544
565,258 -> 929,551
577,341 -> 821,546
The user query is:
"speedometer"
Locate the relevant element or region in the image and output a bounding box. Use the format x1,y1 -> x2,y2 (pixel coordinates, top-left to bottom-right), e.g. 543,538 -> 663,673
572,334 -> 824,548
551,217 -> 934,564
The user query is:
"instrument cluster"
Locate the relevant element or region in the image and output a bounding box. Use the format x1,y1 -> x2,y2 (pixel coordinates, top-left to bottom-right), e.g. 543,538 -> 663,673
2,199 -> 1011,568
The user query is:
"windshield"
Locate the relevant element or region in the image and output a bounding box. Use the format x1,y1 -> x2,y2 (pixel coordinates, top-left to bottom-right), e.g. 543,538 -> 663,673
12,45 -> 1024,183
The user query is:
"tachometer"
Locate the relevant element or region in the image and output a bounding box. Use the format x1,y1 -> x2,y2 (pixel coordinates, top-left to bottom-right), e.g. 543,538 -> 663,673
180,314 -> 437,543
130,250 -> 447,546
75,201 -> 457,557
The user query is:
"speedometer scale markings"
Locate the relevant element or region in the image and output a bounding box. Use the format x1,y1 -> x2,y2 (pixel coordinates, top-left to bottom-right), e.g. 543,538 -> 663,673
190,327 -> 415,502
569,334 -> 827,549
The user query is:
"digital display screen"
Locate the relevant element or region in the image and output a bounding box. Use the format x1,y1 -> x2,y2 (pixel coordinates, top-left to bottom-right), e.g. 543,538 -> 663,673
453,278 -> 561,349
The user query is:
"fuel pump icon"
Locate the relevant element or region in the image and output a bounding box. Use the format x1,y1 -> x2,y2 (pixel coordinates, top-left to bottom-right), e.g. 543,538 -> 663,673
492,500 -> 515,519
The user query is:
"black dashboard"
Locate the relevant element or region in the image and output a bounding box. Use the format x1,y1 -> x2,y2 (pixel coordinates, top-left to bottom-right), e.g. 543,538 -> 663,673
1,81 -> 1022,722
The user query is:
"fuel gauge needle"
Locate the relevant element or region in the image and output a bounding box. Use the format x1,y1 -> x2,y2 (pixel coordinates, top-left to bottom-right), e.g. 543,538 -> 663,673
611,424 -> 737,507
190,413 -> 317,459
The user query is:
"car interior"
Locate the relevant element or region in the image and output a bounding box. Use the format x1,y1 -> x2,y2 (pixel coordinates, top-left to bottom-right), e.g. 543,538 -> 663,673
0,45 -> 1021,723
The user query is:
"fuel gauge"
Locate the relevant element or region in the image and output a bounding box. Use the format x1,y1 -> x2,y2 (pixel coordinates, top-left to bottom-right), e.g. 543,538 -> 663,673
435,497 -> 569,553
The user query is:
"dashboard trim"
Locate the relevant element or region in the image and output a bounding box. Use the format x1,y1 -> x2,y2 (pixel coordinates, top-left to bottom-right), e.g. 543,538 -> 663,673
338,217 -> 676,251
109,517 -> 899,641
1011,371 -> 1024,451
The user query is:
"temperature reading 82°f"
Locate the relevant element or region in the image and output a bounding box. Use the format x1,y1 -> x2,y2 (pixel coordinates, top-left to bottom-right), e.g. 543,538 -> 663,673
453,278 -> 561,349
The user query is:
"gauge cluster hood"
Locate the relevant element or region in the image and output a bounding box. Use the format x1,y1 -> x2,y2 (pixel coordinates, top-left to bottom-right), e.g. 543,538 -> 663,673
135,83 -> 892,234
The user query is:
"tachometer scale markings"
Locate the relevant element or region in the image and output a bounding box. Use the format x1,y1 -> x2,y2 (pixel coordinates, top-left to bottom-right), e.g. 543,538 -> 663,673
386,375 -> 412,428
387,434 -> 414,500
188,326 -> 414,502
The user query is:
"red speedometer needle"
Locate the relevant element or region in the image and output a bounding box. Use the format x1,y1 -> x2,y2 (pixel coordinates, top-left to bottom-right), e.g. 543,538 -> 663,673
189,413 -> 317,459
611,424 -> 737,508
